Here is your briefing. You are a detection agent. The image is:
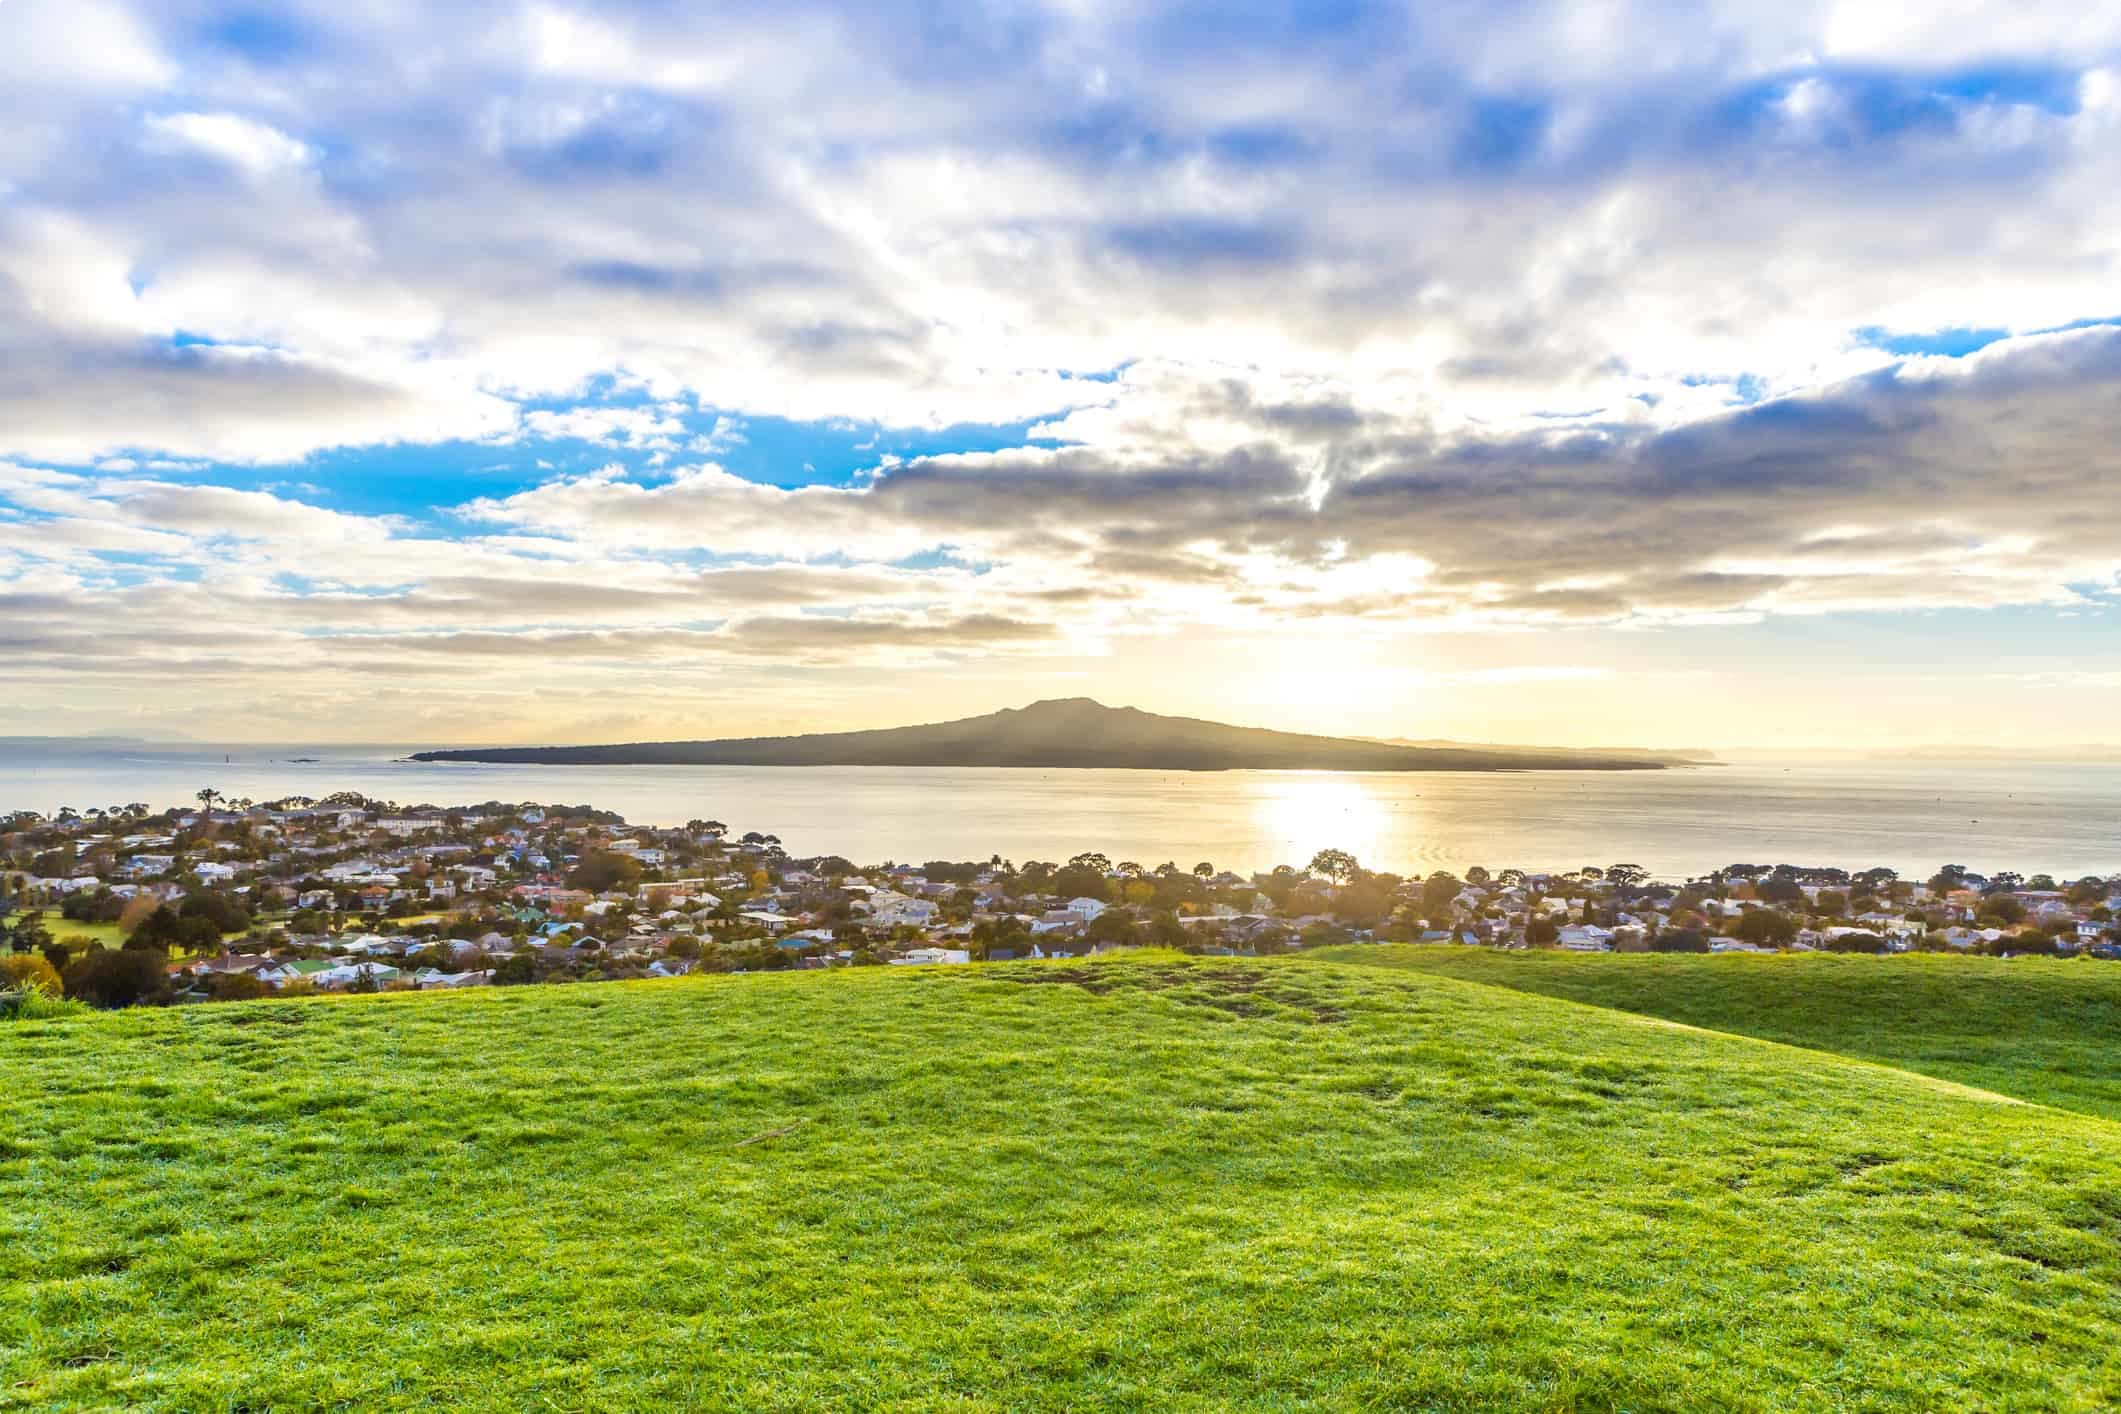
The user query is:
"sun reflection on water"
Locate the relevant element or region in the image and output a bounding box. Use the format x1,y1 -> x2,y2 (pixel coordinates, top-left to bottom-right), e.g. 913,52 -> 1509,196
1249,774 -> 1397,868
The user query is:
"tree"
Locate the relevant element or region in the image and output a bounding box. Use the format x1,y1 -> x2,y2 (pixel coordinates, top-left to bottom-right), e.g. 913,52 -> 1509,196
1084,910 -> 1137,947
1308,849 -> 1360,883
1331,879 -> 1390,928
195,788 -> 219,816
1978,894 -> 2026,926
569,851 -> 643,893
1192,862 -> 1215,881
206,972 -> 270,1002
1422,871 -> 1463,914
1756,876 -> 1805,905
1825,932 -> 1889,955
180,892 -> 252,936
1050,863 -> 1110,903
1733,908 -> 1798,948
117,893 -> 162,938
1651,928 -> 1710,953
1525,917 -> 1560,946
64,948 -> 171,1009
492,954 -> 538,986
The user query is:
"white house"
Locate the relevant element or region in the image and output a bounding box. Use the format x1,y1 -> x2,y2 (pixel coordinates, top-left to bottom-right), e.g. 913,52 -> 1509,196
311,961 -> 402,989
1065,897 -> 1107,922
890,947 -> 971,966
412,968 -> 490,988
863,890 -> 940,928
1556,924 -> 1614,952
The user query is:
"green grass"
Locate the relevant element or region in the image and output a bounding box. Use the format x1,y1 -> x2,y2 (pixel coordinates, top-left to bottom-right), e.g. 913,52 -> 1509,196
3,954 -> 2119,1410
5,914 -> 251,956
5,914 -> 123,951
1314,945 -> 2121,1122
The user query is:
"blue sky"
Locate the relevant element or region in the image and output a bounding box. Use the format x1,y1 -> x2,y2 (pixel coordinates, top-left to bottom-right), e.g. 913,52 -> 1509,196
2,0 -> 2121,746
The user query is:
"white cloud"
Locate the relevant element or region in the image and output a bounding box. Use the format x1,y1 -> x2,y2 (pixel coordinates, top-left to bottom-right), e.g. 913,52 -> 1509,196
2,1 -> 2121,738
145,111 -> 316,176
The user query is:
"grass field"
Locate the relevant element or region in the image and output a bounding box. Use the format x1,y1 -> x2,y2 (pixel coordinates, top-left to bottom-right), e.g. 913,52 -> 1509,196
5,914 -> 256,956
1313,946 -> 2121,1122
3,915 -> 124,951
3,953 -> 2119,1410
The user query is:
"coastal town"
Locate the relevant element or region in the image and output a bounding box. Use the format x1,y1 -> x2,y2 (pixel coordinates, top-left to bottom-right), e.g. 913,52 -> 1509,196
4,794 -> 2119,1008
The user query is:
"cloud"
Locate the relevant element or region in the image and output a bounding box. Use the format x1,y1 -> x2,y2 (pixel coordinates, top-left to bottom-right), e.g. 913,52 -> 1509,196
4,2 -> 2121,739
144,111 -> 315,176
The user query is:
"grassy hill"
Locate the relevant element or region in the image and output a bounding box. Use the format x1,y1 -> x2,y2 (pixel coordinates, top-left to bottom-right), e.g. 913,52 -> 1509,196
1313,946 -> 2121,1123
3,954 -> 2119,1410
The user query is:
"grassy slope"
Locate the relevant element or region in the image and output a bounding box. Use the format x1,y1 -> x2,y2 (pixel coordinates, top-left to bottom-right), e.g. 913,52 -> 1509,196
1313,946 -> 2121,1122
2,955 -> 2118,1411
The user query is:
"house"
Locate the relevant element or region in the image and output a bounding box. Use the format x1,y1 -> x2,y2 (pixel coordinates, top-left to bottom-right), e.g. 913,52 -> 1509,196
256,958 -> 338,986
194,861 -> 237,883
412,968 -> 490,988
863,890 -> 940,928
890,947 -> 971,966
311,962 -> 403,989
1556,924 -> 1614,952
1065,897 -> 1107,922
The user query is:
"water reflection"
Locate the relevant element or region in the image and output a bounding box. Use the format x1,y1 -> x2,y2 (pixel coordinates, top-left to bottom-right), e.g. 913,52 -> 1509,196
7,749 -> 2121,878
1250,775 -> 1394,870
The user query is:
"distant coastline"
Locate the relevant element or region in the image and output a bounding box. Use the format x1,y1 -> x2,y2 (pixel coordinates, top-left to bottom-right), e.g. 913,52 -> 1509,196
410,698 -> 1679,773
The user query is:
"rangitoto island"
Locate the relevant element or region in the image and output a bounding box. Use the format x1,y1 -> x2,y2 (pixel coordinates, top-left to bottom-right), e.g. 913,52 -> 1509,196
408,698 -> 1686,772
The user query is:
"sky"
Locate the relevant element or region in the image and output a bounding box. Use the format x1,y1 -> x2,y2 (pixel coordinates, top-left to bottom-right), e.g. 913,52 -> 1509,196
3,0 -> 2120,749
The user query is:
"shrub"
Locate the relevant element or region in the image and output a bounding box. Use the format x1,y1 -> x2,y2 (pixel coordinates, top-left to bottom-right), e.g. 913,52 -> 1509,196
1,954 -> 63,996
1652,928 -> 1710,953
206,972 -> 271,1002
64,947 -> 172,1009
1825,932 -> 1890,955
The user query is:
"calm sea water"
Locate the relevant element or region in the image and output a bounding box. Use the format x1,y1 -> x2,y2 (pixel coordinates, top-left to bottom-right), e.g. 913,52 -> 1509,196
3,745 -> 2117,880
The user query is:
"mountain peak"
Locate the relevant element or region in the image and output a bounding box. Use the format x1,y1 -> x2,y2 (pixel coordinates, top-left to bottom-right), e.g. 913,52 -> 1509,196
1014,697 -> 1112,714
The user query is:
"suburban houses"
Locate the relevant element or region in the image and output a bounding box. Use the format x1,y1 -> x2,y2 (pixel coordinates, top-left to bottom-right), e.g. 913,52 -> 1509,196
4,794 -> 2119,1009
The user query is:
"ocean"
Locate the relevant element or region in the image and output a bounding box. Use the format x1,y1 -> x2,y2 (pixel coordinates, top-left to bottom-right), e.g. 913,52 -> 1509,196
5,743 -> 2118,880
